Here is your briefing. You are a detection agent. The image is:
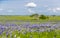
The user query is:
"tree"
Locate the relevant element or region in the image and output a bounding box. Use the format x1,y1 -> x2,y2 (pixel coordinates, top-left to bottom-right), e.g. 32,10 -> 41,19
39,15 -> 47,19
52,15 -> 56,17
30,14 -> 39,20
30,14 -> 39,17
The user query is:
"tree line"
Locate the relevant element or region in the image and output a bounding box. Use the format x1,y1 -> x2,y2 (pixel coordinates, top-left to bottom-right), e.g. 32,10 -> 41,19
30,14 -> 49,20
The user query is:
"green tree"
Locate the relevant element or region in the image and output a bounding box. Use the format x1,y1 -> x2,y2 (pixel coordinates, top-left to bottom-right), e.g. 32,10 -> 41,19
30,14 -> 39,20
30,14 -> 39,17
39,15 -> 47,19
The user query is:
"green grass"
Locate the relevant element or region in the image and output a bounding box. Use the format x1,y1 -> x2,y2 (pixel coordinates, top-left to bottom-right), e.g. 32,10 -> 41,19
0,15 -> 60,24
0,30 -> 60,38
0,15 -> 60,21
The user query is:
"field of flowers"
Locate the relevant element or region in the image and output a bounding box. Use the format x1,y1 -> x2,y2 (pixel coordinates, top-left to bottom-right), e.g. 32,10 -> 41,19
0,22 -> 60,38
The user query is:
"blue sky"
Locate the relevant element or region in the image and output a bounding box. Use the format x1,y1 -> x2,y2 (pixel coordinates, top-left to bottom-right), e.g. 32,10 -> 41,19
0,0 -> 60,15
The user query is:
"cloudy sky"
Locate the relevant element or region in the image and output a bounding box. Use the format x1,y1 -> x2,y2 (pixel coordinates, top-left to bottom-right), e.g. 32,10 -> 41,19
0,0 -> 60,15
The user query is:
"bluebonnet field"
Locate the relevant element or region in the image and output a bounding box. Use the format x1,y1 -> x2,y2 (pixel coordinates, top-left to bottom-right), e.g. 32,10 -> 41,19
0,0 -> 60,38
0,22 -> 60,38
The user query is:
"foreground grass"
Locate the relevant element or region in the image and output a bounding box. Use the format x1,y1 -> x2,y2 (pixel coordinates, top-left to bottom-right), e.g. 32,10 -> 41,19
0,30 -> 60,38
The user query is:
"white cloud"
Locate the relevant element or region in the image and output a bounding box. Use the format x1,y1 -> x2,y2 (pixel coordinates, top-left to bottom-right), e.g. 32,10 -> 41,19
53,9 -> 57,12
28,9 -> 32,13
47,7 -> 60,13
28,9 -> 34,13
25,2 -> 37,7
47,8 -> 52,10
56,8 -> 60,10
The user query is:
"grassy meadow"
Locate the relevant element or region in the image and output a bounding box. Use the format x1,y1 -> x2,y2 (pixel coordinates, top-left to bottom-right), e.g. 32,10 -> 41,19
0,15 -> 60,21
0,15 -> 60,23
0,15 -> 60,38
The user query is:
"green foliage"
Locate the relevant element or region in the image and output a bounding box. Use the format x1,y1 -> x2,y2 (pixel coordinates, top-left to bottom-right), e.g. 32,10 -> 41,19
52,15 -> 56,17
30,13 -> 39,17
39,15 -> 48,19
30,14 -> 39,20
0,30 -> 60,38
30,14 -> 49,20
